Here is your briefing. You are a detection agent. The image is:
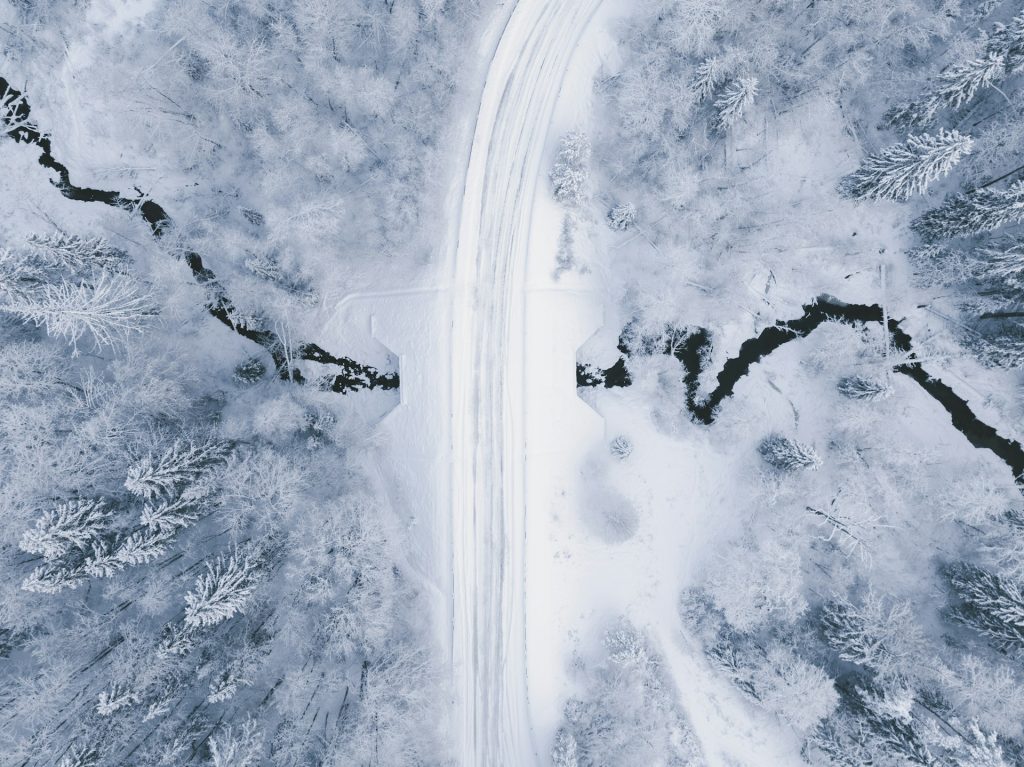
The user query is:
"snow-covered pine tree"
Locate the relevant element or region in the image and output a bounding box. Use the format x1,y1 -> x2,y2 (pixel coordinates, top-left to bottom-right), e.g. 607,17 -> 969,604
971,237 -> 1024,294
914,180 -> 1024,240
947,562 -> 1024,651
551,728 -> 580,767
1,273 -> 155,350
19,499 -> 111,560
839,130 -> 973,201
96,684 -> 139,716
821,593 -> 922,678
987,12 -> 1024,73
56,746 -> 100,767
758,435 -> 822,471
26,232 -> 127,273
714,76 -> 758,130
692,56 -> 725,103
125,439 -> 230,501
551,131 -> 591,207
606,202 -> 638,231
184,552 -> 258,629
141,497 -> 201,532
21,564 -> 85,594
854,684 -> 934,766
837,375 -> 893,400
114,529 -> 173,567
884,52 -> 1006,128
83,540 -> 126,578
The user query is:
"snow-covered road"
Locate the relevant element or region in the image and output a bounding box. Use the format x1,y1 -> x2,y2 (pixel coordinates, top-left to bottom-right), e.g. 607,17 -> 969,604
449,1 -> 603,763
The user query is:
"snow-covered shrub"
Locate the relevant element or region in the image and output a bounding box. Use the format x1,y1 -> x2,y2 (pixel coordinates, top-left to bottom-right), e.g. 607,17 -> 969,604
839,130 -> 973,202
233,357 -> 267,384
609,435 -> 633,459
551,131 -> 591,207
606,202 -> 638,231
758,434 -> 822,471
837,375 -> 893,401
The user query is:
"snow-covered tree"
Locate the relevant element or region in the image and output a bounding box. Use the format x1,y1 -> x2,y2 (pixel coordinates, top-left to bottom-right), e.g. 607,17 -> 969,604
947,562 -> 1024,651
83,541 -> 126,578
913,180 -> 1024,241
114,529 -> 173,567
822,592 -> 925,679
692,56 -> 725,103
184,552 -> 259,629
839,130 -> 973,201
56,746 -> 99,767
759,434 -> 822,471
19,499 -> 110,560
21,564 -> 85,594
987,12 -> 1024,72
96,683 -> 139,716
606,201 -> 638,231
751,644 -> 839,732
971,237 -> 1024,294
26,232 -> 127,273
141,497 -> 200,532
853,684 -> 934,766
125,439 -> 230,501
884,52 -> 1006,128
714,76 -> 758,130
207,720 -> 262,767
1,274 -> 155,350
550,131 -> 591,207
551,728 -> 580,767
837,375 -> 893,401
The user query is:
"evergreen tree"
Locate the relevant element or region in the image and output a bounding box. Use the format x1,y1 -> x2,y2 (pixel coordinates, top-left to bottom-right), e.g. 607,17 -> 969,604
26,232 -> 127,273
56,746 -> 99,767
551,131 -> 591,207
839,130 -> 973,201
125,439 -> 230,501
140,497 -> 200,532
714,76 -> 758,130
758,435 -> 822,471
551,728 -> 580,767
1,273 -> 155,350
884,52 -> 1006,128
21,564 -> 85,594
947,562 -> 1024,651
971,237 -> 1024,294
19,499 -> 110,560
853,684 -> 934,766
987,12 -> 1024,72
113,529 -> 173,567
184,553 -> 258,629
913,180 -> 1024,241
692,56 -> 725,103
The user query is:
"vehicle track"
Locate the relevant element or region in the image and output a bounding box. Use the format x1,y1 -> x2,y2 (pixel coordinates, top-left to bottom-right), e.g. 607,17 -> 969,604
449,1 -> 603,764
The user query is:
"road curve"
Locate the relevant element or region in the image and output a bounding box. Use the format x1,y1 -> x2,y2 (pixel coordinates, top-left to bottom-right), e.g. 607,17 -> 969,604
449,1 -> 603,764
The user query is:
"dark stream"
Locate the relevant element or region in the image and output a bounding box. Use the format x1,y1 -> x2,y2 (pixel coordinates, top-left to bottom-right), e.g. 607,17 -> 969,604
579,296 -> 1024,484
0,78 -> 398,393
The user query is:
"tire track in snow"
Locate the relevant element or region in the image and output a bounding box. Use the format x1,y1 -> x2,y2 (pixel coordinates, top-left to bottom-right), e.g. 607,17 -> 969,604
449,1 -> 603,764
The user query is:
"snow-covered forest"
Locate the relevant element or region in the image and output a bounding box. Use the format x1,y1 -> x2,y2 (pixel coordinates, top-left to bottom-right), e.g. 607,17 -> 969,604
3,0 -> 1024,765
